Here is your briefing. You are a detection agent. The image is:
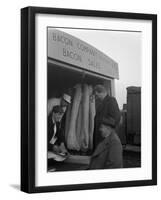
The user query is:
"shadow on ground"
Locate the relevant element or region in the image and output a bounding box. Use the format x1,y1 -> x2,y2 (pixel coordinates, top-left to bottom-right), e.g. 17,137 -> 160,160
10,184 -> 20,191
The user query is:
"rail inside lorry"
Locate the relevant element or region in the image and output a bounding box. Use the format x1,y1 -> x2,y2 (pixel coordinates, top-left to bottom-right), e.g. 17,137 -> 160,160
48,59 -> 112,99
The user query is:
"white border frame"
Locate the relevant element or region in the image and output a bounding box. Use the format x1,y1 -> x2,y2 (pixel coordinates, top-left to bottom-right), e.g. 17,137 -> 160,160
35,14 -> 152,187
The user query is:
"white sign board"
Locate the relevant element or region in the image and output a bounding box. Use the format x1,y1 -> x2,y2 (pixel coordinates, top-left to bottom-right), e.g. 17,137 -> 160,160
48,28 -> 119,79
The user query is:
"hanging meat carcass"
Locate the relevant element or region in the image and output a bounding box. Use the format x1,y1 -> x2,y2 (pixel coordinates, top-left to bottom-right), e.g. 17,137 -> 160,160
88,85 -> 96,150
76,100 -> 82,148
66,84 -> 82,151
64,103 -> 72,143
80,84 -> 90,152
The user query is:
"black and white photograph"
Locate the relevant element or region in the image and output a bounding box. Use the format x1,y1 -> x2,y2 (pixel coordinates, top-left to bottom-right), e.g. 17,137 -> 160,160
21,7 -> 157,193
47,28 -> 141,172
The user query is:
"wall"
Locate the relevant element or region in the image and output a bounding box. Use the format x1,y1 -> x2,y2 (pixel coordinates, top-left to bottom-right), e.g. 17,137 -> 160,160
0,0 -> 160,200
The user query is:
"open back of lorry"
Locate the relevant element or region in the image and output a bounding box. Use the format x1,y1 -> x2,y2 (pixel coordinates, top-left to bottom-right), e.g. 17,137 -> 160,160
47,28 -> 119,167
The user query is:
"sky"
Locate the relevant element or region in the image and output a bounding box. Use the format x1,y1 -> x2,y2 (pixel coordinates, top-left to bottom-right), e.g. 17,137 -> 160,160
58,28 -> 142,109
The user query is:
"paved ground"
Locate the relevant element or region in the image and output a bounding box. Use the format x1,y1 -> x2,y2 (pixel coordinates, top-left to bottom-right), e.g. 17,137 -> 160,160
123,151 -> 141,168
48,150 -> 141,172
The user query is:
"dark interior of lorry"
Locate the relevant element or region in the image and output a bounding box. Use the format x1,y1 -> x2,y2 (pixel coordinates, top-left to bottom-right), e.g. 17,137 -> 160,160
47,61 -> 109,98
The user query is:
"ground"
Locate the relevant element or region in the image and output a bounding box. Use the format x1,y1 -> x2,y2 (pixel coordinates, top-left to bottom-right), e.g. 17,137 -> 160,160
123,151 -> 141,168
48,148 -> 141,172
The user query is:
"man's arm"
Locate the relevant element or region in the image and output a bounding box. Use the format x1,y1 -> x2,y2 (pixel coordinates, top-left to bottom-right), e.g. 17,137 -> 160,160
47,98 -> 60,116
48,143 -> 54,152
102,97 -> 121,128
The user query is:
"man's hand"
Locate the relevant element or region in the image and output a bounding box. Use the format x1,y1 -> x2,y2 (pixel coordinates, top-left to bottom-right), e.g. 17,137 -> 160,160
59,143 -> 68,155
52,145 -> 60,154
52,143 -> 68,156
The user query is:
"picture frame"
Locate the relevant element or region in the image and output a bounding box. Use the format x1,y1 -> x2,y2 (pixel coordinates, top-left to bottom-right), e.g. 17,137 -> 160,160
21,6 -> 157,193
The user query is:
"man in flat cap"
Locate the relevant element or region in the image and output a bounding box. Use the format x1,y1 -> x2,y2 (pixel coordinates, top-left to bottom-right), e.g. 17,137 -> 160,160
88,84 -> 122,169
93,84 -> 121,149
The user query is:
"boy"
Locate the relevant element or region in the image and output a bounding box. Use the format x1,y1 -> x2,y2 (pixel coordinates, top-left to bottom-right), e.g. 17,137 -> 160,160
89,121 -> 123,169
